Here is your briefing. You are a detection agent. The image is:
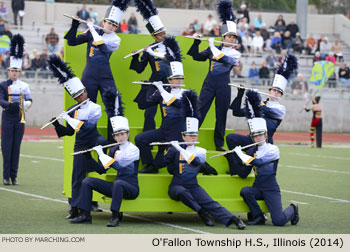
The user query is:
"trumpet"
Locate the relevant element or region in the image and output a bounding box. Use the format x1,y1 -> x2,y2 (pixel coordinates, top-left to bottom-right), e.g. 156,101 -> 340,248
19,92 -> 25,124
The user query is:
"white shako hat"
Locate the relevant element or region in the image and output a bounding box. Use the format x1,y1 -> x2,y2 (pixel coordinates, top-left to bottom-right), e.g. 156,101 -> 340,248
270,54 -> 298,94
110,116 -> 129,134
134,0 -> 165,35
247,118 -> 267,136
217,0 -> 237,37
104,0 -> 132,25
9,34 -> 25,70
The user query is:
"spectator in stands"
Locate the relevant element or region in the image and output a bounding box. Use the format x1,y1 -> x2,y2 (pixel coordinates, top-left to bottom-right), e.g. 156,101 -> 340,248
237,3 -> 250,23
325,51 -> 336,64
120,19 -> 128,33
237,25 -> 247,38
259,61 -> 270,85
313,51 -> 321,63
274,15 -> 286,27
45,26 -> 59,54
31,50 -> 46,73
248,62 -> 259,85
270,32 -> 282,54
251,30 -> 264,53
319,37 -> 331,59
128,12 -> 138,34
292,32 -> 304,54
282,30 -> 293,50
0,1 -> 8,20
213,24 -> 220,37
305,33 -> 317,55
285,20 -> 299,38
237,17 -> 249,31
316,34 -> 324,51
338,63 -> 350,87
260,25 -> 270,43
88,7 -> 98,24
77,4 -> 90,21
56,46 -> 64,60
1,25 -> 12,39
232,60 -> 243,78
278,49 -> 288,63
265,51 -> 277,71
11,0 -> 24,28
247,24 -> 255,37
274,20 -> 285,35
40,48 -> 50,62
0,17 -> 5,33
192,19 -> 200,32
291,73 -> 308,96
242,31 -> 252,53
235,35 -> 244,53
331,39 -> 343,62
182,26 -> 193,36
203,14 -> 217,36
253,13 -> 265,30
21,52 -> 31,77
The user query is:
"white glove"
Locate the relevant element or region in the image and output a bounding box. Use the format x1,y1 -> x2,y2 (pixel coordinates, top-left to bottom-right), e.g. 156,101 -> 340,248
153,81 -> 164,92
93,145 -> 104,156
208,37 -> 215,47
24,101 -> 32,111
59,112 -> 83,131
193,33 -> 202,39
98,153 -> 115,169
234,146 -> 254,165
58,111 -> 70,120
170,141 -> 182,152
153,81 -> 175,104
87,21 -> 103,43
146,47 -> 166,59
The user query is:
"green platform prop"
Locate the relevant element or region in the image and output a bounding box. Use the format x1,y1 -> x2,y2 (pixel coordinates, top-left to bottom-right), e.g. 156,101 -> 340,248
63,33 -> 267,213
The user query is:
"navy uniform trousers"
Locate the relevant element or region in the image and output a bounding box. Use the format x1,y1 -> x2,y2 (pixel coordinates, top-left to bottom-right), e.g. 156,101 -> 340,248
1,113 -> 24,180
78,178 -> 139,213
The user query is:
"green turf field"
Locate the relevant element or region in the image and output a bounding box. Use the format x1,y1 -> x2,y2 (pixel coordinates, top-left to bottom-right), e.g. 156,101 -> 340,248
0,141 -> 349,234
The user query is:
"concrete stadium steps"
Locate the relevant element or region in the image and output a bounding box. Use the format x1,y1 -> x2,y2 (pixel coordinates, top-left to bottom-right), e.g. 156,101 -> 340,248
87,172 -> 268,213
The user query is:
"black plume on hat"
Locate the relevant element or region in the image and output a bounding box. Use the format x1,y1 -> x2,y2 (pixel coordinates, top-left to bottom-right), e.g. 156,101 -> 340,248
181,89 -> 200,119
217,0 -> 236,24
47,54 -> 75,84
102,87 -> 124,118
276,54 -> 298,80
164,36 -> 182,62
246,90 -> 263,118
112,0 -> 132,11
10,34 -> 25,59
134,0 -> 158,20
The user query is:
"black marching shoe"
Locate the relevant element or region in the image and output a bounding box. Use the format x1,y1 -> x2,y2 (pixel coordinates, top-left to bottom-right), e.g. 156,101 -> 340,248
216,146 -> 227,152
139,164 -> 159,174
290,203 -> 299,225
70,210 -> 92,224
247,214 -> 266,225
198,209 -> 215,226
3,179 -> 10,185
66,206 -> 79,219
230,217 -> 246,230
11,178 -> 18,185
91,202 -> 103,212
107,211 -> 120,227
119,212 -> 123,222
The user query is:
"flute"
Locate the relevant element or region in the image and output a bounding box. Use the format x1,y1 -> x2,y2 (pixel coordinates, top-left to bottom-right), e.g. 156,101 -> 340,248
132,81 -> 185,87
210,141 -> 265,159
150,142 -> 200,146
71,141 -> 126,156
228,83 -> 280,99
41,99 -> 89,130
123,42 -> 162,59
184,36 -> 238,47
63,14 -> 114,34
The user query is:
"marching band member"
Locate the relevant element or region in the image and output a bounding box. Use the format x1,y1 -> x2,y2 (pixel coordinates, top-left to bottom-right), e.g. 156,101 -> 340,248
304,96 -> 322,148
0,34 -> 32,186
131,0 -> 169,132
226,54 -> 297,176
135,37 -> 186,174
47,55 -> 108,219
64,0 -> 131,140
162,92 -> 245,229
233,110 -> 299,226
187,0 -> 240,151
70,99 -> 140,227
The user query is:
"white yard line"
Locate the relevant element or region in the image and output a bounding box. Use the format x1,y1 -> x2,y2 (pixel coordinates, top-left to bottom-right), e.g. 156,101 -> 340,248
19,154 -> 65,162
288,152 -> 350,161
0,187 -> 210,234
279,164 -> 350,174
282,189 -> 350,203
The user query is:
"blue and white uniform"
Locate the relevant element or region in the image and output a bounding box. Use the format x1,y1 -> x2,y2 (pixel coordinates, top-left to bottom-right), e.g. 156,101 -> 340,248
135,88 -> 185,167
239,143 -> 296,226
53,100 -> 108,207
64,23 -> 120,104
0,79 -> 32,182
187,41 -> 240,147
78,142 -> 140,213
130,41 -> 170,132
163,145 -> 239,226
